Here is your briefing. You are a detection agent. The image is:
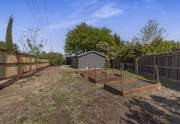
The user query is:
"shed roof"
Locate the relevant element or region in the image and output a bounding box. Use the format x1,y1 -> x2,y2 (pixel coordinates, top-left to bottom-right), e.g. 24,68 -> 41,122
77,51 -> 106,58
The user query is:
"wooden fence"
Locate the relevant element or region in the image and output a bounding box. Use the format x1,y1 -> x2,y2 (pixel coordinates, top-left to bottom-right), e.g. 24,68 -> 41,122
123,50 -> 180,83
0,49 -> 49,82
138,51 -> 180,82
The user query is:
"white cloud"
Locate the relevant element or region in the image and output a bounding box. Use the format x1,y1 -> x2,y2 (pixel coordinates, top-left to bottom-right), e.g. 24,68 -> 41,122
39,2 -> 124,53
93,4 -> 123,19
47,20 -> 81,30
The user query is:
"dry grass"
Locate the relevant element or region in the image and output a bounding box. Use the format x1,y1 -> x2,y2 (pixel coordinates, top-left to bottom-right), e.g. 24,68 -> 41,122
0,66 -> 179,124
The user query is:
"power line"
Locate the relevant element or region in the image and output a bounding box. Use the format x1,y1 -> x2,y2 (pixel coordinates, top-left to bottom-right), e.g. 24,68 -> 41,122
43,0 -> 51,26
42,0 -> 53,51
32,0 -> 45,27
25,0 -> 41,29
25,0 -> 52,51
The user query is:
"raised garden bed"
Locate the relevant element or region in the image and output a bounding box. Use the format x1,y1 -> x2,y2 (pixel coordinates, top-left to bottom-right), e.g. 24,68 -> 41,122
76,69 -> 104,78
77,69 -> 161,96
104,79 -> 161,96
88,73 -> 121,83
76,69 -> 122,84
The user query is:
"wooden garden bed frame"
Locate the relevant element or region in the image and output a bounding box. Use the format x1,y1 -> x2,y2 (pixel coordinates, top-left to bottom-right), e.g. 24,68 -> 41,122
76,69 -> 122,84
104,80 -> 161,96
76,64 -> 161,96
104,64 -> 161,96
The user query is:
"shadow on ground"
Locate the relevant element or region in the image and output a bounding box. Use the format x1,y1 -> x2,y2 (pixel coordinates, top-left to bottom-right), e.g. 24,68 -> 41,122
123,95 -> 180,124
160,80 -> 180,92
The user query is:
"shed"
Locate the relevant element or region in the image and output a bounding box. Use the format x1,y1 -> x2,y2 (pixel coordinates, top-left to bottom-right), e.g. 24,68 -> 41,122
71,51 -> 106,69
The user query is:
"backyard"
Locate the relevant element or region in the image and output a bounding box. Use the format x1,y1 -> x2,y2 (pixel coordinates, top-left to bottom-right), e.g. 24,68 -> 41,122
0,66 -> 179,124
1,1 -> 180,124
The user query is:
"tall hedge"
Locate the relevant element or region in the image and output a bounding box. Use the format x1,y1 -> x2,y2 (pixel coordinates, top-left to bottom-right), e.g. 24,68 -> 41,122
5,16 -> 14,51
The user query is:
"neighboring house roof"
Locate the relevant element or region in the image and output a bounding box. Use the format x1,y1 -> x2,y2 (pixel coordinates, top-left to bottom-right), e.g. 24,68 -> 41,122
77,51 -> 106,58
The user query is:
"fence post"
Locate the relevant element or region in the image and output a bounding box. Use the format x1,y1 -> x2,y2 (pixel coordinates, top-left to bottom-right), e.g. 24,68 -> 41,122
30,55 -> 32,73
105,60 -> 107,84
95,66 -> 96,83
88,65 -> 89,78
140,57 -> 142,75
135,58 -> 139,80
16,53 -> 20,80
120,63 -> 123,92
123,63 -> 125,84
140,57 -> 143,75
113,59 -> 114,73
155,65 -> 160,83
153,55 -> 156,79
35,56 -> 38,73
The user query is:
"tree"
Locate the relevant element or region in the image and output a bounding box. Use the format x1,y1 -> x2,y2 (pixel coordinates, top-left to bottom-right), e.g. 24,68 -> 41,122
65,22 -> 117,57
48,52 -> 64,66
113,33 -> 124,46
172,41 -> 180,50
148,38 -> 175,54
0,41 -> 19,51
0,41 -> 5,49
5,16 -> 14,51
116,42 -> 145,62
137,20 -> 166,43
117,19 -> 169,61
38,51 -> 64,66
19,29 -> 45,56
96,42 -> 110,55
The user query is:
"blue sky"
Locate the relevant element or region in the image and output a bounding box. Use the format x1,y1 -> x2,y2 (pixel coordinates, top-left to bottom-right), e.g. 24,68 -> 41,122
0,0 -> 180,53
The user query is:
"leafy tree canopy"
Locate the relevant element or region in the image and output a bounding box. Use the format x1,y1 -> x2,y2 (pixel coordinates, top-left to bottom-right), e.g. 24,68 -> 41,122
0,41 -> 19,51
38,51 -> 64,66
113,33 -> 124,46
134,20 -> 166,43
0,41 -> 5,49
116,20 -> 180,62
65,22 -> 119,58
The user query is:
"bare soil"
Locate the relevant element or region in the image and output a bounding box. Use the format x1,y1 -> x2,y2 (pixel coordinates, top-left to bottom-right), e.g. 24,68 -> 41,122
0,66 -> 179,124
78,69 -> 122,83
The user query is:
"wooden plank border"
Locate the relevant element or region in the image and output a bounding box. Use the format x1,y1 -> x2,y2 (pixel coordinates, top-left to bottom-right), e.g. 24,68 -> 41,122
104,82 -> 161,96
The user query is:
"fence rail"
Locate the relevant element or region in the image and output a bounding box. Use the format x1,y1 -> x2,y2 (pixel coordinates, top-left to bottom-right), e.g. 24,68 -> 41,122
0,49 -> 49,82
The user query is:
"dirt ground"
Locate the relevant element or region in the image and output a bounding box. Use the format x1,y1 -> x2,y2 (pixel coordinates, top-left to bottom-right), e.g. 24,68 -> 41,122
0,66 -> 180,124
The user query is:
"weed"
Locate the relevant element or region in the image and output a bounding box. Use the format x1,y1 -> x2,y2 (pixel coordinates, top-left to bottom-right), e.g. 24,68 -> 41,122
51,92 -> 65,109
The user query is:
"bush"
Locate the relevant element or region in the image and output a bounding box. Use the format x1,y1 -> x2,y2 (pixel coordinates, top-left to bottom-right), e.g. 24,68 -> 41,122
49,52 -> 64,66
39,52 -> 64,66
